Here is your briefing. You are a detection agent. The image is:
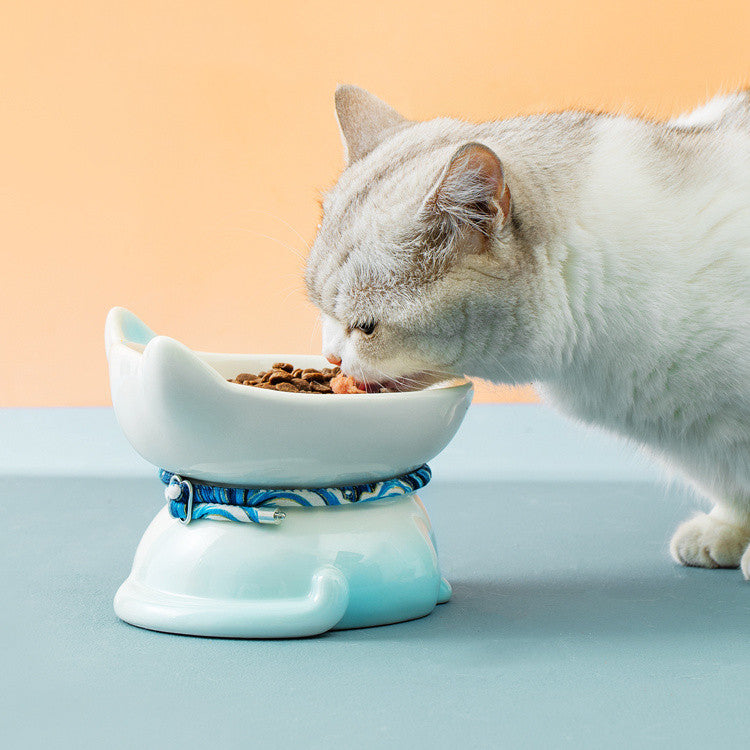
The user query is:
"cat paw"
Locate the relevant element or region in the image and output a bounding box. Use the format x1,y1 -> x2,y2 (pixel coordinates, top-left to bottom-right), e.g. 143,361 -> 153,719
741,546 -> 750,581
670,513 -> 750,569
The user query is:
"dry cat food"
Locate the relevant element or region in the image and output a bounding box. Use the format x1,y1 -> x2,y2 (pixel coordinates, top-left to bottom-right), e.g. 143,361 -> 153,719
228,363 -> 392,394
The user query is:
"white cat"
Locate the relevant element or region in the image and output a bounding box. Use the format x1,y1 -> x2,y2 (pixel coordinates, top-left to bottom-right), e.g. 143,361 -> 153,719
305,85 -> 750,578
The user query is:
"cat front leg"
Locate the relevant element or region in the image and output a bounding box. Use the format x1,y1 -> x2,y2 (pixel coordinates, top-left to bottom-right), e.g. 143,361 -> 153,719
670,508 -> 750,570
741,545 -> 750,580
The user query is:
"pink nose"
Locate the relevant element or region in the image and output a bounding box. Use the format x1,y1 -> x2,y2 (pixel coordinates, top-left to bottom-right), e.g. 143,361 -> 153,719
326,354 -> 342,366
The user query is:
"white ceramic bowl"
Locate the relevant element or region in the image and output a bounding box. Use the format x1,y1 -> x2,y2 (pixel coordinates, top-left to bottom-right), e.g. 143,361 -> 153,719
105,307 -> 473,486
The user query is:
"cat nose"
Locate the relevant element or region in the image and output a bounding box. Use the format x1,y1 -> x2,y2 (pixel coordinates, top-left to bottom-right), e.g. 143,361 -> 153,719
326,354 -> 342,366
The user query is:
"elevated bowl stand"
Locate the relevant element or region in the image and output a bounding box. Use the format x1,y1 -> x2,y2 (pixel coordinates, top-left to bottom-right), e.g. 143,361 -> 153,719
115,493 -> 452,638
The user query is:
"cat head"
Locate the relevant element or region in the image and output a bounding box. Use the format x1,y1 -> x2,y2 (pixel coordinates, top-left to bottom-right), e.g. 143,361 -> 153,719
305,85 -> 548,390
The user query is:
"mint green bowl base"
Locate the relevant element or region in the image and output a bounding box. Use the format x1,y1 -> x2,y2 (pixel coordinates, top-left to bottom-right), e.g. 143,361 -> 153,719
114,494 -> 452,638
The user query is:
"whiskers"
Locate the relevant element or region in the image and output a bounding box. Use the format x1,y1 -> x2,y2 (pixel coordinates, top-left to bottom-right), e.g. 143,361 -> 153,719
279,285 -> 306,306
457,349 -> 537,399
309,313 -> 323,352
227,208 -> 316,269
242,208 -> 312,253
229,227 -> 307,266
353,361 -> 459,392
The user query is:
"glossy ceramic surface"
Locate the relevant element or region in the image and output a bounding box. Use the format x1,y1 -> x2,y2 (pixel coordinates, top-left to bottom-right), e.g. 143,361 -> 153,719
106,307 -> 465,637
105,307 -> 473,486
114,494 -> 452,638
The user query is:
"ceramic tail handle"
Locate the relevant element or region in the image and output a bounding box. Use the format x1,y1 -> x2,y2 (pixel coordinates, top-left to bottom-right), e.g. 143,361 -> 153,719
114,565 -> 350,638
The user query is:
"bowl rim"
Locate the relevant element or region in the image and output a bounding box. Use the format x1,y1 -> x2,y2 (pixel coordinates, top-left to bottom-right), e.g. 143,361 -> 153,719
119,338 -> 473,402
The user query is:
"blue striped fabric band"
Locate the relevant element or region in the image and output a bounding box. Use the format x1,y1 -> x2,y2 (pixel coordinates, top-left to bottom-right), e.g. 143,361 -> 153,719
160,465 -> 432,524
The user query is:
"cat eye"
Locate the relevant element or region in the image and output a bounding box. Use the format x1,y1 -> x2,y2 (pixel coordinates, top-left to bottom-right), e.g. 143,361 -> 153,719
353,320 -> 377,336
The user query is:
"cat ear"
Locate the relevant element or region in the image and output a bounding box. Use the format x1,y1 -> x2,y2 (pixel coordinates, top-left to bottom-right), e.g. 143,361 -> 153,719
424,142 -> 511,236
335,84 -> 408,164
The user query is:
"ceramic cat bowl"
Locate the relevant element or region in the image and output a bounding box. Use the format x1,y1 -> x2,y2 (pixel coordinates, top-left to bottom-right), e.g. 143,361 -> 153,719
106,307 -> 472,487
106,307 -> 473,638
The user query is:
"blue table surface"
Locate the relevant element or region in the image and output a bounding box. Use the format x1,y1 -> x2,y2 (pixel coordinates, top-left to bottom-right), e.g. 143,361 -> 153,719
1,404 -> 747,749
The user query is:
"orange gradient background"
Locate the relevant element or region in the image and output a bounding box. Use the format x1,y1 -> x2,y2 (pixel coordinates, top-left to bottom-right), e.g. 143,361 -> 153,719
2,1 -> 748,406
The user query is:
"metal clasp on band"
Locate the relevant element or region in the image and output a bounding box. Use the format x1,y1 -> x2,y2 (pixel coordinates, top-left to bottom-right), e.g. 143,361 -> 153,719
165,474 -> 194,525
256,507 -> 286,525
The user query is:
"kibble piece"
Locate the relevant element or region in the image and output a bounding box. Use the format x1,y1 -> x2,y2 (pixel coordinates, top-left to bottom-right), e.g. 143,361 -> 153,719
272,362 -> 294,372
268,371 -> 293,384
274,381 -> 297,392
